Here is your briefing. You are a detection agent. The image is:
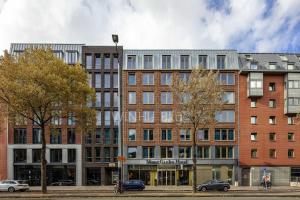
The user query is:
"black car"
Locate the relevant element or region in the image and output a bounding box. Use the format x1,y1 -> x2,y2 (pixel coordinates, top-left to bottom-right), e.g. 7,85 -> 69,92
197,180 -> 230,192
122,180 -> 145,191
50,180 -> 75,186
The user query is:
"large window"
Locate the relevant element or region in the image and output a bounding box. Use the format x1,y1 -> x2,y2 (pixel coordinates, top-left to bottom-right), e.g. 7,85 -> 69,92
161,92 -> 172,104
179,147 -> 191,158
128,129 -> 136,141
128,73 -> 136,85
180,55 -> 189,69
250,80 -> 262,88
197,129 -> 209,141
32,128 -> 42,144
218,73 -> 235,85
180,129 -> 191,141
95,92 -> 101,107
104,129 -> 110,144
215,146 -> 233,159
14,149 -> 27,163
104,74 -> 110,88
95,54 -> 101,69
128,111 -> 136,123
95,147 -> 101,162
95,74 -> 101,88
180,73 -> 190,83
104,111 -> 110,126
143,111 -> 154,123
96,111 -> 101,126
68,149 -> 76,163
104,147 -> 110,162
197,146 -> 210,158
214,129 -> 234,141
50,128 -> 62,144
128,147 -> 137,158
85,132 -> 92,144
67,128 -> 76,144
162,55 -> 171,69
128,92 -> 136,104
143,147 -> 155,158
32,149 -> 41,163
127,55 -> 136,69
113,55 -> 119,69
86,147 -> 92,162
142,73 -> 154,85
217,55 -> 226,69
113,74 -> 118,88
161,111 -> 173,123
14,128 -> 27,144
222,92 -> 235,104
104,92 -> 110,107
199,55 -> 207,68
143,129 -> 154,141
95,129 -> 102,144
161,146 -> 173,158
50,149 -> 62,163
67,51 -> 77,64
161,73 -> 172,85
161,129 -> 172,141
143,92 -> 154,104
215,110 -> 235,123
288,97 -> 300,106
288,80 -> 300,89
86,54 -> 92,69
104,54 -> 110,69
144,55 -> 153,69
67,113 -> 76,126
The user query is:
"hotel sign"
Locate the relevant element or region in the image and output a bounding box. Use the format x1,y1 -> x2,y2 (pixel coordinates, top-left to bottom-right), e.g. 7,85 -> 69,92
146,159 -> 188,165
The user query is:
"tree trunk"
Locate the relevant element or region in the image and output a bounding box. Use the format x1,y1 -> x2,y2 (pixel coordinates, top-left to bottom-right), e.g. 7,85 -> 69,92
40,123 -> 47,193
192,128 -> 197,193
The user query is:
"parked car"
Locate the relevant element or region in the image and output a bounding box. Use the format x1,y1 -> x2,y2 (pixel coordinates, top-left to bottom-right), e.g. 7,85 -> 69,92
122,180 -> 145,191
50,180 -> 75,186
87,179 -> 101,185
197,180 -> 230,192
0,180 -> 30,192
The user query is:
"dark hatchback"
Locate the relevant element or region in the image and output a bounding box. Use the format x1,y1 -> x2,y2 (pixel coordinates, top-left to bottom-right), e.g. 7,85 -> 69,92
197,180 -> 230,192
122,180 -> 145,191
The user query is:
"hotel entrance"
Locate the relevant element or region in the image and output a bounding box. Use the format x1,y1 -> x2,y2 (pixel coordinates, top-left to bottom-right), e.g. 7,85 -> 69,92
158,170 -> 175,185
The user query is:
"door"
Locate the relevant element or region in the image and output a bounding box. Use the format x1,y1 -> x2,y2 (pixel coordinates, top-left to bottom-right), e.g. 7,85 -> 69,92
158,170 -> 175,185
242,168 -> 250,186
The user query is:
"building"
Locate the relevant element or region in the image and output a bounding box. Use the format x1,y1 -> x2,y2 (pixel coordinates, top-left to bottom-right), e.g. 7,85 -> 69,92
122,50 -> 239,186
81,46 -> 123,185
7,43 -> 84,186
238,53 -> 300,186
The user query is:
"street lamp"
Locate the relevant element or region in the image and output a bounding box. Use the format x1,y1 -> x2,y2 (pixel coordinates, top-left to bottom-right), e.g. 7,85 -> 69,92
111,34 -> 124,186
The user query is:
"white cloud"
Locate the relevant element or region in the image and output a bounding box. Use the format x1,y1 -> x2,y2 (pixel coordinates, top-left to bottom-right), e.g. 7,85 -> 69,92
0,0 -> 300,54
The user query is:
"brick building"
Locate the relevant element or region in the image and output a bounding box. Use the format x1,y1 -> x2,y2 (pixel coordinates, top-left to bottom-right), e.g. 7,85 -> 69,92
238,53 -> 300,186
122,50 -> 239,186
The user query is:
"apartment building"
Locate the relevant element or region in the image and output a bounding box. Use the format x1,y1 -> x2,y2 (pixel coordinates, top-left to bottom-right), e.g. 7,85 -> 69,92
239,53 -> 300,186
81,46 -> 123,185
7,43 -> 84,186
122,50 -> 239,186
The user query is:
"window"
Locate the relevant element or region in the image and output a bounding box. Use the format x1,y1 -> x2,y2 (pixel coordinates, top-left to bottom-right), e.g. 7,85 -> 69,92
85,132 -> 92,144
180,73 -> 190,83
143,129 -> 154,141
214,129 -> 234,141
180,129 -> 191,141
180,55 -> 190,69
104,129 -> 110,144
288,133 -> 294,141
250,63 -> 257,70
251,99 -> 257,108
144,55 -> 153,69
250,80 -> 262,88
32,149 -> 41,163
161,129 -> 172,141
95,129 -> 102,144
128,73 -> 136,85
128,129 -> 136,141
88,73 -> 93,88
215,146 -> 233,159
269,133 -> 276,141
96,111 -> 101,126
67,51 -> 77,64
104,54 -> 110,69
288,149 -> 295,158
50,149 -> 62,163
161,73 -> 172,85
113,129 -> 118,144
162,55 -> 171,69
67,113 -> 76,126
53,51 -> 63,60
251,133 -> 257,141
128,92 -> 136,104
143,111 -> 154,123
86,54 -> 92,69
113,147 -> 118,162
32,128 -> 41,144
95,92 -> 101,107
51,114 -> 61,125
128,147 -> 137,158
95,74 -> 101,88
142,73 -> 154,85
113,74 -> 118,88
161,146 -> 173,158
197,146 -> 210,158
288,97 -> 300,106
215,110 -> 235,123
95,54 -> 101,69
104,147 -> 110,162
269,83 -> 276,91
288,80 -> 300,88
269,63 -> 276,70
251,116 -> 257,124
14,128 -> 27,144
127,55 -> 136,69
86,147 -> 92,162
14,149 -> 27,163
251,149 -> 257,158
179,147 -> 191,158
222,92 -> 235,104
113,111 -> 119,125
218,73 -> 235,85
269,116 -> 276,124
269,149 -> 276,158
67,128 -> 76,144
269,99 -> 276,108
143,92 -> 154,104
113,55 -> 119,69
197,129 -> 209,141
104,111 -> 110,126
217,55 -> 226,69
128,111 -> 136,123
50,128 -> 62,144
95,147 -> 101,162
288,63 -> 294,70
161,111 -> 173,123
288,117 -> 295,125
143,147 -> 155,158
102,93 -> 110,108
198,55 -> 207,68
104,74 -> 110,88
161,92 -> 173,104
68,149 -> 76,163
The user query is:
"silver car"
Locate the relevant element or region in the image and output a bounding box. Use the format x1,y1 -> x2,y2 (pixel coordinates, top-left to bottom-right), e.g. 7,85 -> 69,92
0,180 -> 30,192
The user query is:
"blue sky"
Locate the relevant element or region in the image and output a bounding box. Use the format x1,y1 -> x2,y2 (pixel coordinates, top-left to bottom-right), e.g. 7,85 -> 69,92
0,0 -> 300,53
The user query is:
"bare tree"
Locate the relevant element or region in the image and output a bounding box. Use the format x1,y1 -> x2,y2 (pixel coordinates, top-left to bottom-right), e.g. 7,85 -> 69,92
171,68 -> 224,193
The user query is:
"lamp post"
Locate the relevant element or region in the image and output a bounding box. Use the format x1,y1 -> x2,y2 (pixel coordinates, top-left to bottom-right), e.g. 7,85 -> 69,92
112,34 -> 124,186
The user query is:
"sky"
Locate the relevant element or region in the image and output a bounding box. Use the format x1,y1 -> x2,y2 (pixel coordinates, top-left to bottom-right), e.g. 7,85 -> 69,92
0,0 -> 300,54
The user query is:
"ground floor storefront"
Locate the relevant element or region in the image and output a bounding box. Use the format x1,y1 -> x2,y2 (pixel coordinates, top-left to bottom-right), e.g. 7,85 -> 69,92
83,165 -> 119,186
126,164 -> 235,186
240,166 -> 300,186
